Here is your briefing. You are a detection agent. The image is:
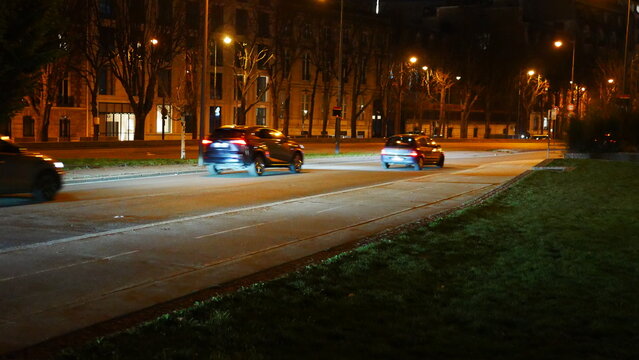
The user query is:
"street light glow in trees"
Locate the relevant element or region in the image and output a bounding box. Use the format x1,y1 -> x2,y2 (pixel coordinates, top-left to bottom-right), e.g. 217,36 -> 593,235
212,35 -> 232,129
553,39 -> 576,102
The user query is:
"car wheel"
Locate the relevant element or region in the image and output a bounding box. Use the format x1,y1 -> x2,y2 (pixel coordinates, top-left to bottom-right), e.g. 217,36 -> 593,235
32,172 -> 59,201
437,155 -> 445,168
413,157 -> 424,171
289,153 -> 303,173
207,164 -> 222,175
381,162 -> 390,169
248,156 -> 265,176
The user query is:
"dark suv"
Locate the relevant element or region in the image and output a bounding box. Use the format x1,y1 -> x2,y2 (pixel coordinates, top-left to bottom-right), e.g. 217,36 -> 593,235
202,126 -> 305,176
380,134 -> 444,170
0,138 -> 64,201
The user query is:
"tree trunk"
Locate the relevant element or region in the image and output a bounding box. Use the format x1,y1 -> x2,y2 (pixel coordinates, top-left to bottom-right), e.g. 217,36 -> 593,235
438,89 -> 446,137
484,97 -> 492,139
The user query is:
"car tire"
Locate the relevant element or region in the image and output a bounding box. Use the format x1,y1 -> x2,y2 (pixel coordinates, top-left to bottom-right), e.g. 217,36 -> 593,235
437,155 -> 445,168
381,162 -> 390,169
32,172 -> 59,202
289,153 -> 303,173
248,156 -> 265,176
413,157 -> 424,171
207,164 -> 222,175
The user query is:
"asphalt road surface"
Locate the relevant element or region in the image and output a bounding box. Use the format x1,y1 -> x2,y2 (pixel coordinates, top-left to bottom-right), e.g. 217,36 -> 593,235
0,149 -> 555,355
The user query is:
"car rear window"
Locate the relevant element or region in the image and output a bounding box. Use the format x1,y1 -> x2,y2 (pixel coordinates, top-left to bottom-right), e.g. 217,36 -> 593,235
212,129 -> 246,139
385,136 -> 416,148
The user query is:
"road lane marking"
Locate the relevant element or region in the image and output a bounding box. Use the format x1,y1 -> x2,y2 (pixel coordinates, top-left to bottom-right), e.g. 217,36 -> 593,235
1,159 -> 527,256
195,223 -> 265,239
316,205 -> 345,214
0,250 -> 139,283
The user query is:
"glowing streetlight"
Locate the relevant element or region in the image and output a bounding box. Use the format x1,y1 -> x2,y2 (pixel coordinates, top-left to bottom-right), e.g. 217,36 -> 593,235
409,56 -> 417,64
223,35 -> 232,44
456,76 -> 461,81
527,70 -> 535,76
608,78 -> 615,84
422,66 -> 428,71
150,38 -> 159,45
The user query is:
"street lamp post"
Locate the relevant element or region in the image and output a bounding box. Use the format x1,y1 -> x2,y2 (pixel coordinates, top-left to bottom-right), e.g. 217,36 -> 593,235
623,0 -> 631,96
198,0 -> 209,166
335,0 -> 344,154
211,36 -> 232,130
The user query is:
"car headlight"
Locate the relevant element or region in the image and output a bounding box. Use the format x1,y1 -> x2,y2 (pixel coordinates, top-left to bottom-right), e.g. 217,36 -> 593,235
54,162 -> 64,168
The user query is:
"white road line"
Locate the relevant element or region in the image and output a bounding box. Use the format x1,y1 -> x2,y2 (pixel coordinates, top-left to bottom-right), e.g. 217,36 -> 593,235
316,205 -> 345,214
195,223 -> 265,239
0,250 -> 139,283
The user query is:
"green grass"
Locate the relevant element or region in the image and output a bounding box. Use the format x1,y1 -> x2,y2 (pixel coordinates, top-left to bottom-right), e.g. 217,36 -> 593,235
61,153 -> 376,170
56,159 -> 639,360
61,158 -> 198,170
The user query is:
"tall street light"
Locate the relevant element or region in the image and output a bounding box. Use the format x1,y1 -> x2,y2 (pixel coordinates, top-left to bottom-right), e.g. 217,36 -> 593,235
212,35 -> 232,129
622,0 -> 631,96
198,0 -> 209,166
335,0 -> 344,154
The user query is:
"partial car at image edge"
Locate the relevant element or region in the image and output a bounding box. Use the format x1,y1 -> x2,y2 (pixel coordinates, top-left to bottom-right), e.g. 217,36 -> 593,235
0,137 -> 64,201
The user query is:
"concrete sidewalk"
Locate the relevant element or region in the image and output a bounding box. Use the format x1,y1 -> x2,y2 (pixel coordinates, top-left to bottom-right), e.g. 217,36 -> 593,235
0,155 -> 546,356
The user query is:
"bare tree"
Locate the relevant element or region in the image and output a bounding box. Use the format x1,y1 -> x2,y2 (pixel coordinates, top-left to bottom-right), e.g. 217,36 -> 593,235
67,0 -> 113,140
519,72 -> 549,133
24,1 -> 72,142
432,69 -> 456,137
232,40 -> 273,125
106,0 -> 186,140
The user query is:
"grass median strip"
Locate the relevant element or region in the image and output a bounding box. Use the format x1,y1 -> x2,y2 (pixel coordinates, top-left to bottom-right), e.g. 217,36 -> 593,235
60,153 -> 378,170
56,159 -> 639,359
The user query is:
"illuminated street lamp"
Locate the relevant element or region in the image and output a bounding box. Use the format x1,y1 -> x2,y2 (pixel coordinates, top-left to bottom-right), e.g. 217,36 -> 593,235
212,35 -> 233,129
553,39 -> 576,88
608,78 -> 615,84
527,69 -> 535,76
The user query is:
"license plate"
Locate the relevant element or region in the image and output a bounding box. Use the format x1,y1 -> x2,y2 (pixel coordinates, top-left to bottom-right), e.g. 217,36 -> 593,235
213,142 -> 228,148
392,156 -> 402,161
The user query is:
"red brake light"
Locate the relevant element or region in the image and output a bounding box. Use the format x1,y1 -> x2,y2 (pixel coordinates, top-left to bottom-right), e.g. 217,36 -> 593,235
409,151 -> 418,157
202,139 -> 213,145
230,139 -> 247,145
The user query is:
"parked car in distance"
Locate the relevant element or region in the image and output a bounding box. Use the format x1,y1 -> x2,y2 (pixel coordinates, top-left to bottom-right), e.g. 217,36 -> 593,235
0,137 -> 64,201
380,134 -> 444,170
202,126 -> 305,176
531,134 -> 550,140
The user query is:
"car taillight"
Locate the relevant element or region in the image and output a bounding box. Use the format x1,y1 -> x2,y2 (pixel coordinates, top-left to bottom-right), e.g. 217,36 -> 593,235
409,151 -> 418,157
202,139 -> 213,145
230,139 -> 247,145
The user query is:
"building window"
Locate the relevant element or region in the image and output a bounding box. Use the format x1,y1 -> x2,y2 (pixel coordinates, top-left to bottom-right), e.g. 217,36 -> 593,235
302,53 -> 311,81
98,67 -> 115,95
258,12 -> 270,37
98,0 -> 114,19
158,0 -> 172,25
301,92 -> 309,124
23,116 -> 35,137
256,107 -> 267,126
236,9 -> 248,35
158,69 -> 171,97
257,76 -> 268,102
57,75 -> 73,107
211,5 -> 224,32
59,116 -> 71,139
210,73 -> 223,100
156,105 -> 172,134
